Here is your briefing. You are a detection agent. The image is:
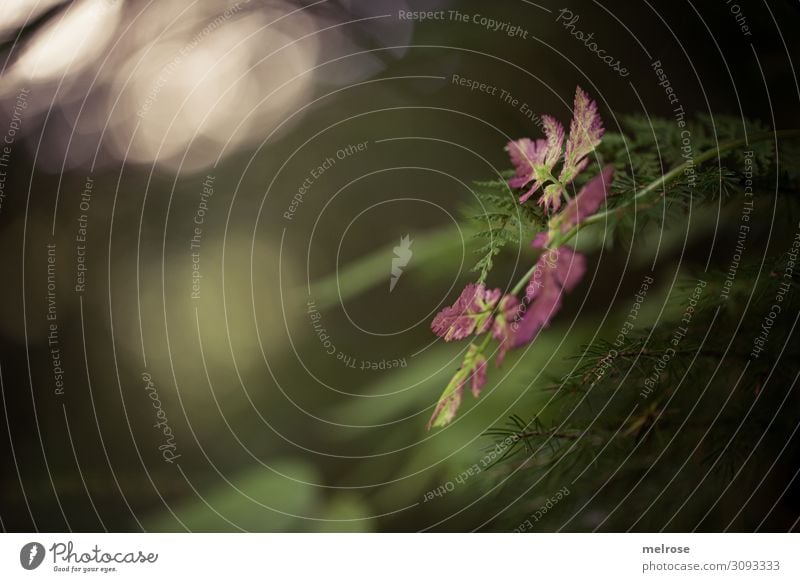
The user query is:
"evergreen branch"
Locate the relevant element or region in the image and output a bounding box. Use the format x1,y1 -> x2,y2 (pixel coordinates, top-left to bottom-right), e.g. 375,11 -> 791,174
508,129 -> 800,296
552,129 -> 800,248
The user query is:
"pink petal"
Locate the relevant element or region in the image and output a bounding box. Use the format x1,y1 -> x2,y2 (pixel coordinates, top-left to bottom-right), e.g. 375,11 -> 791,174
541,114 -> 565,168
562,86 -> 604,182
531,232 -> 550,249
559,165 -> 614,231
537,183 -> 564,212
431,284 -> 479,341
507,138 -> 549,200
431,283 -> 501,341
553,245 -> 587,293
512,246 -> 586,347
519,180 -> 544,203
470,357 -> 488,397
506,138 -> 548,172
427,379 -> 465,429
492,295 -> 521,365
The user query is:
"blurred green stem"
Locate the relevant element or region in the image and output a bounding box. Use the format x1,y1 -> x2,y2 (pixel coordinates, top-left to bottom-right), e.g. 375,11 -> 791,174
310,224 -> 475,309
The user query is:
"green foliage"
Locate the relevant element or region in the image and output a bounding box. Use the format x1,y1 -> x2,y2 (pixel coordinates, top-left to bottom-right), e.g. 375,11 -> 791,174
464,115 -> 800,531
563,115 -> 800,250
464,174 -> 546,283
482,250 -> 800,531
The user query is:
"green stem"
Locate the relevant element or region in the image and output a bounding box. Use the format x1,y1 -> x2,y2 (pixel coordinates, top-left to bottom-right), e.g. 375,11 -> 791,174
545,170 -> 568,200
309,223 -> 473,309
511,262 -> 538,296
477,327 -> 493,351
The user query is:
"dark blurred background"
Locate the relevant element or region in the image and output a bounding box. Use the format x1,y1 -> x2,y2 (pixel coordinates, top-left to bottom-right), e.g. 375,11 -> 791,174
1,0 -> 799,532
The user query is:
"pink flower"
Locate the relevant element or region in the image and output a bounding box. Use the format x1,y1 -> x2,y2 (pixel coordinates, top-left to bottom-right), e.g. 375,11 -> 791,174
431,283 -> 501,341
536,164 -> 615,247
512,245 -> 586,347
506,114 -> 565,209
492,295 -> 522,365
506,137 -> 548,194
509,166 -> 613,349
557,165 -> 614,233
506,86 -> 604,212
558,86 -> 605,187
426,86 -> 612,430
427,344 -> 488,429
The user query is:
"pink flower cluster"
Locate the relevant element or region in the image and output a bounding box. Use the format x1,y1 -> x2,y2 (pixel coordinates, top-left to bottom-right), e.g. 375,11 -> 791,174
428,87 -> 614,429
506,87 -> 605,212
430,283 -> 501,341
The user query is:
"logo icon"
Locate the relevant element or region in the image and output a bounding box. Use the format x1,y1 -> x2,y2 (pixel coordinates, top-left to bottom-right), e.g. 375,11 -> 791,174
389,234 -> 413,292
20,542 -> 45,570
